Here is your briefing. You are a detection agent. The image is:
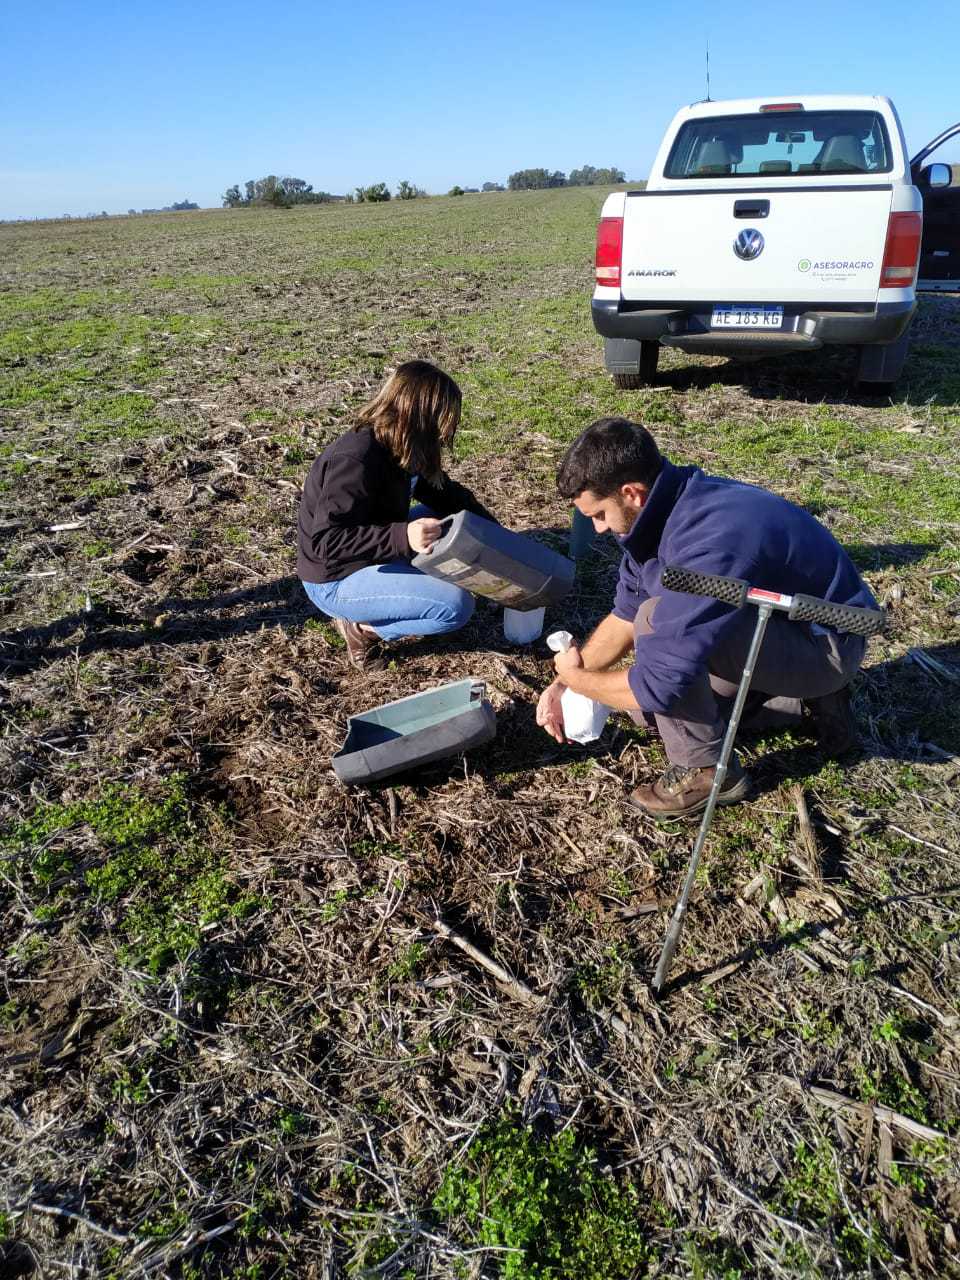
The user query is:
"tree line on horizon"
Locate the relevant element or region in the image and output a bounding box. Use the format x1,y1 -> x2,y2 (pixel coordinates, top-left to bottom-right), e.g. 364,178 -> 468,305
222,164 -> 629,209
222,177 -> 337,208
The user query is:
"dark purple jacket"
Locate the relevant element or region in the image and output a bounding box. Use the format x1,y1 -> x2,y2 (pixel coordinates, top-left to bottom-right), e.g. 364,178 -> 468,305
613,459 -> 877,715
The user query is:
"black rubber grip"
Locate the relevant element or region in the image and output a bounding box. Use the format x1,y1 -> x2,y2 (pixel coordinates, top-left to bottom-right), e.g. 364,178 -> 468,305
788,595 -> 886,636
661,565 -> 749,607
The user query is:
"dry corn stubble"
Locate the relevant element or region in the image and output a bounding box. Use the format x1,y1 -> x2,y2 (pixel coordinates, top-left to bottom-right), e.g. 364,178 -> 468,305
1,192 -> 959,1278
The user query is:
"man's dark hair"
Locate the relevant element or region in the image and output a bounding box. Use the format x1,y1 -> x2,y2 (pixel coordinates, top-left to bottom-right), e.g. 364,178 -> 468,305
556,418 -> 663,499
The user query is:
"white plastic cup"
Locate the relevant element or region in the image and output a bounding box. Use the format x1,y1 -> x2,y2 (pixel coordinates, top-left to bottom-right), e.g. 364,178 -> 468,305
503,606 -> 545,644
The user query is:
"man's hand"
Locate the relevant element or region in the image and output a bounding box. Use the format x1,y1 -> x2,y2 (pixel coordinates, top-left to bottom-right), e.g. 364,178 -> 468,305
553,643 -> 584,684
407,517 -> 443,554
536,679 -> 567,743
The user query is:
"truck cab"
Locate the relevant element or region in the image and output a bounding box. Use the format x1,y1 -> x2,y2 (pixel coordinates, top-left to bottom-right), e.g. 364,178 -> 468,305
593,95 -> 953,392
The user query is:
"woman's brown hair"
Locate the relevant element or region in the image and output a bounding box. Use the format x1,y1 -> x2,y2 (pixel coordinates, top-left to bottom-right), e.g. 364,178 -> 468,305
354,360 -> 461,484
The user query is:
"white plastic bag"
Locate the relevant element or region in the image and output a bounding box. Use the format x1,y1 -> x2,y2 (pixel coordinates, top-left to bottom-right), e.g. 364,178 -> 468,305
545,631 -> 610,744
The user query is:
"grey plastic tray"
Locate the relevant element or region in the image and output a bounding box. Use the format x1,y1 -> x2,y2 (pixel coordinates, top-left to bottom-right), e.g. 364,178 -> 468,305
333,679 -> 496,785
412,511 -> 575,611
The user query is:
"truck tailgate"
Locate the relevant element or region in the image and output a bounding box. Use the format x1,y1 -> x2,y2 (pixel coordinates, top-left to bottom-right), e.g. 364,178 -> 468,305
621,187 -> 893,304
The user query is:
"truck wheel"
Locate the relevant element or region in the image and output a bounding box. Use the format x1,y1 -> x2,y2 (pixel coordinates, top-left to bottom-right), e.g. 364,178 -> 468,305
855,329 -> 911,396
607,338 -> 660,388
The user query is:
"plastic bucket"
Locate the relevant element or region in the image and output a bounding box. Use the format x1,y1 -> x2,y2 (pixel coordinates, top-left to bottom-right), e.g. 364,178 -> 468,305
503,606 -> 545,644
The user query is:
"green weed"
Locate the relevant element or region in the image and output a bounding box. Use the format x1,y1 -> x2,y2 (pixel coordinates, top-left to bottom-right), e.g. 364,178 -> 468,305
387,942 -> 426,981
85,475 -> 126,498
320,888 -> 351,922
433,1110 -> 652,1279
571,943 -> 631,1006
683,1232 -> 749,1279
775,1139 -> 890,1268
853,1065 -> 930,1124
796,1003 -> 842,1048
276,1108 -> 307,1136
111,1067 -> 152,1104
0,1000 -> 21,1027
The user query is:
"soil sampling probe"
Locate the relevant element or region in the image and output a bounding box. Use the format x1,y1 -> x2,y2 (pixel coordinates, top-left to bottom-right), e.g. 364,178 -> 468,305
651,564 -> 886,995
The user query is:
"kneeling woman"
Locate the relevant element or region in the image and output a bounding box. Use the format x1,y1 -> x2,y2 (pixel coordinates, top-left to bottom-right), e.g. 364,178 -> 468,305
297,360 -> 496,668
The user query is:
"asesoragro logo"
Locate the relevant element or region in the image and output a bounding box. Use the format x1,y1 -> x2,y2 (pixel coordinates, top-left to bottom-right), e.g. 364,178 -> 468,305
798,258 -> 874,272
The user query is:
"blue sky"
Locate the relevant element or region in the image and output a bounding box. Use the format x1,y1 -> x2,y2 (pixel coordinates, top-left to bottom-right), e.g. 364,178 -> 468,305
2,0 -> 958,220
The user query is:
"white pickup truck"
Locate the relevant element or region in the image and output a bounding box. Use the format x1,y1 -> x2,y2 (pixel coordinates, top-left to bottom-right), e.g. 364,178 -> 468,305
592,94 -> 960,392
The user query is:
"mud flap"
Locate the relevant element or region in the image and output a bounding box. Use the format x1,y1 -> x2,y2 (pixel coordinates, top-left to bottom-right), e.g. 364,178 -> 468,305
604,337 -> 644,374
856,328 -> 911,385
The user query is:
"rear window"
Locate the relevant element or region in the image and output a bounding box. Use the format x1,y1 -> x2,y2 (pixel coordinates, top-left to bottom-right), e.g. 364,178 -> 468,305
664,110 -> 893,179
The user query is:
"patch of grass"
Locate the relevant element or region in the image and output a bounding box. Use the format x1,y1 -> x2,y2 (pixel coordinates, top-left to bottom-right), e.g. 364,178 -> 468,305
85,475 -> 127,498
320,887 -> 352,923
3,775 -> 259,975
853,1065 -> 930,1124
387,941 -> 426,981
302,615 -> 342,646
433,1110 -> 653,1279
571,942 -> 632,1006
149,272 -> 255,292
77,391 -> 157,441
0,999 -> 23,1028
774,1139 -> 890,1269
683,1233 -> 750,1279
111,1066 -> 153,1104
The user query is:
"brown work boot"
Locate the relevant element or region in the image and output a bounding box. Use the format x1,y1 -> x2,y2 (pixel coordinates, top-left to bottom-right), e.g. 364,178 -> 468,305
333,617 -> 384,671
802,686 -> 859,756
626,757 -> 751,820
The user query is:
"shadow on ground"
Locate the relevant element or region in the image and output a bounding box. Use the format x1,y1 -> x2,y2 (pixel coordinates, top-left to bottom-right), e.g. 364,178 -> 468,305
647,293 -> 960,409
337,640 -> 960,797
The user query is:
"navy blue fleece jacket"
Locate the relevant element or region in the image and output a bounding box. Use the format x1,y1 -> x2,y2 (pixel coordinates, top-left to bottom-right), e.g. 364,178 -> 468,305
613,459 -> 877,715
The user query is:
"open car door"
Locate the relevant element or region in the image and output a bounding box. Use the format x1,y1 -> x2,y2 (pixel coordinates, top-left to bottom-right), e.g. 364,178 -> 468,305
911,123 -> 960,291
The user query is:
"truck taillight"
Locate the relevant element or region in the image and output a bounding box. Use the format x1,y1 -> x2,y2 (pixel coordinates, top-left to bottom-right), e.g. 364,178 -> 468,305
595,217 -> 623,288
880,212 -> 922,288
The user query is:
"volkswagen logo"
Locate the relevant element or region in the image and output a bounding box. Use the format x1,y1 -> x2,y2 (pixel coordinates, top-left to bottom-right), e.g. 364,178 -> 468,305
734,228 -> 765,260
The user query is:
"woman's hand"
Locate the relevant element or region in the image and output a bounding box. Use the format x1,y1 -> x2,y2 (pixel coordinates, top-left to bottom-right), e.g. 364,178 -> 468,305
536,679 -> 567,743
407,517 -> 443,554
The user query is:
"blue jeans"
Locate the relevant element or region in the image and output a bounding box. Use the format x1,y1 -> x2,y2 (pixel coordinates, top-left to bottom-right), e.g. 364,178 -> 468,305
303,561 -> 474,641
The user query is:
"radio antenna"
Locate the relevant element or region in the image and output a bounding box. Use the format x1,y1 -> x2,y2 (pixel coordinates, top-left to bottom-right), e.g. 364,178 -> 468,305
705,36 -> 711,101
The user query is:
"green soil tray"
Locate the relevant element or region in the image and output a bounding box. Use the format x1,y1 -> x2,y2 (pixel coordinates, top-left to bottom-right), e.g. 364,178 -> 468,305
333,679 -> 496,784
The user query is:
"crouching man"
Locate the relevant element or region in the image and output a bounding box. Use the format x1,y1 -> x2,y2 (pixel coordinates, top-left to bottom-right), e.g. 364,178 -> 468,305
536,418 -> 877,819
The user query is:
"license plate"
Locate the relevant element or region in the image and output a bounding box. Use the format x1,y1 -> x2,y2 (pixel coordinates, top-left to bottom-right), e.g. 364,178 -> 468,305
710,306 -> 784,329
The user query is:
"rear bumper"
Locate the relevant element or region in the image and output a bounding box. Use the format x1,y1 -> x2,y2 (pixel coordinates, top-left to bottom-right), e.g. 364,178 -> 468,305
917,278 -> 960,292
592,297 -> 915,351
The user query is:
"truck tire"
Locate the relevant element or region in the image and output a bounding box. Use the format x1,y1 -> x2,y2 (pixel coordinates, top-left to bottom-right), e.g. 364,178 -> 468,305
606,338 -> 659,388
855,328 -> 911,397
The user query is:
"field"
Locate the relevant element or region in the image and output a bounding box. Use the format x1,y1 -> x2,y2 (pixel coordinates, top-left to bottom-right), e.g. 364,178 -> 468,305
1,188 -> 959,1279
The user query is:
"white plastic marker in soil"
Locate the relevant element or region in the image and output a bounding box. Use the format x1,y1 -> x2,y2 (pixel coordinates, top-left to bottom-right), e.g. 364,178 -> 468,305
545,631 -> 610,744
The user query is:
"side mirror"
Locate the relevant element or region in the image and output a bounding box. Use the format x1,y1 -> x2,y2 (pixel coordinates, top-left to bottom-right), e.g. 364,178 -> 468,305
922,162 -> 953,189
